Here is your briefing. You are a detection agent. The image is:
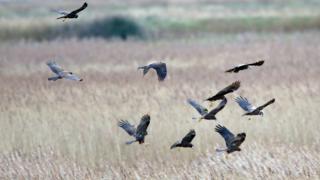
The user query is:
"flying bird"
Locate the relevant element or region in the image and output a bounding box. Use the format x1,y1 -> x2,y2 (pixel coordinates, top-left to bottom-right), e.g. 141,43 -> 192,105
215,124 -> 246,153
118,114 -> 150,145
46,61 -> 83,81
235,96 -> 275,116
55,2 -> 88,21
225,60 -> 264,73
170,129 -> 196,149
188,97 -> 227,121
200,97 -> 227,121
206,81 -> 240,101
138,62 -> 167,81
187,99 -> 208,116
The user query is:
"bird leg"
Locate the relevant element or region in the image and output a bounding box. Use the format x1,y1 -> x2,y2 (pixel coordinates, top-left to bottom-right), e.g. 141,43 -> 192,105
198,117 -> 204,122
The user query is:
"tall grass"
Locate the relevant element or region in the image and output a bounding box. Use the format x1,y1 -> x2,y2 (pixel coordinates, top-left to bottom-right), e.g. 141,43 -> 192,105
0,32 -> 319,178
1,1 -> 320,41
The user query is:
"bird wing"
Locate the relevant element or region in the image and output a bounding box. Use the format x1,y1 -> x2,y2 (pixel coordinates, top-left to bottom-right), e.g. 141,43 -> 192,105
64,73 -> 83,81
150,62 -> 167,81
215,125 -> 235,147
225,67 -> 236,73
247,60 -> 264,66
181,129 -> 196,145
206,81 -> 240,101
118,120 -> 136,136
187,99 -> 208,116
47,61 -> 64,75
136,114 -> 150,137
70,2 -> 88,15
203,97 -> 227,119
256,98 -> 275,111
235,96 -> 256,112
52,9 -> 69,15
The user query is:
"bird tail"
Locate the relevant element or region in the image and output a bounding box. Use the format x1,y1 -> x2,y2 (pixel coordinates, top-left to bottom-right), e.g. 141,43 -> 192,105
170,142 -> 179,149
48,76 -> 61,81
215,148 -> 227,153
57,16 -> 66,20
125,140 -> 137,145
138,66 -> 150,76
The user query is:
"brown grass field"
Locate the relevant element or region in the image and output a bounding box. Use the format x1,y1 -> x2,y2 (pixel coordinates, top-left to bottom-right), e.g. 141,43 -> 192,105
0,31 -> 319,179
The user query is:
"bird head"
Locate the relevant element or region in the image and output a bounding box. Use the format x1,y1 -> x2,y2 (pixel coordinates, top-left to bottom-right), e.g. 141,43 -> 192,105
237,133 -> 246,140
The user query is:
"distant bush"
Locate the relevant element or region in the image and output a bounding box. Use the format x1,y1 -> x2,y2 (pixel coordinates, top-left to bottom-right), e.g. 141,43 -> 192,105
78,16 -> 146,40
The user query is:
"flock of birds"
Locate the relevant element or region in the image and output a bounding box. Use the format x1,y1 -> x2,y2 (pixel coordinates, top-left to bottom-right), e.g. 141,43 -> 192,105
47,2 -> 276,154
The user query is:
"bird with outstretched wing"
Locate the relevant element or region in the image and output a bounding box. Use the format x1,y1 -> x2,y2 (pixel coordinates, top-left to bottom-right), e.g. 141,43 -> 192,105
225,60 -> 264,73
235,96 -> 275,116
171,129 -> 196,149
118,114 -> 150,145
55,2 -> 88,21
206,81 -> 240,101
215,124 -> 246,153
46,61 -> 83,82
138,62 -> 167,81
199,97 -> 227,121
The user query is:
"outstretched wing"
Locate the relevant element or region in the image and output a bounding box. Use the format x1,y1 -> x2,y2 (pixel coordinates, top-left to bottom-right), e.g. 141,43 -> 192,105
203,97 -> 227,119
150,62 -> 167,81
256,98 -> 275,111
70,2 -> 88,14
118,120 -> 136,136
225,67 -> 236,73
247,60 -> 264,66
64,73 -> 83,81
206,81 -> 240,101
136,114 -> 150,137
181,129 -> 196,145
187,99 -> 208,116
235,96 -> 256,112
215,125 -> 235,147
51,9 -> 69,15
47,61 -> 64,75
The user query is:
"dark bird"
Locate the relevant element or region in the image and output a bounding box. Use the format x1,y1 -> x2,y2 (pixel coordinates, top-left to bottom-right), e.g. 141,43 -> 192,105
170,129 -> 196,149
215,124 -> 246,153
225,60 -> 264,73
118,114 -> 150,145
138,62 -> 167,81
206,81 -> 240,101
235,96 -> 275,116
188,97 -> 227,121
55,2 -> 88,21
46,61 -> 83,81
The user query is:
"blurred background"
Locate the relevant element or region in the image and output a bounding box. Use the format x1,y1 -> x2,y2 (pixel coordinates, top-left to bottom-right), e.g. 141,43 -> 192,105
0,0 -> 320,179
1,0 -> 320,41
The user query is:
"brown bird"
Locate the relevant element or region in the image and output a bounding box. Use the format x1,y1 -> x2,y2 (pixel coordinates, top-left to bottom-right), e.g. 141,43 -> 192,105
206,81 -> 240,101
55,2 -> 88,21
118,114 -> 150,145
199,97 -> 227,121
225,60 -> 264,73
215,125 -> 246,153
235,96 -> 275,116
170,129 -> 196,149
